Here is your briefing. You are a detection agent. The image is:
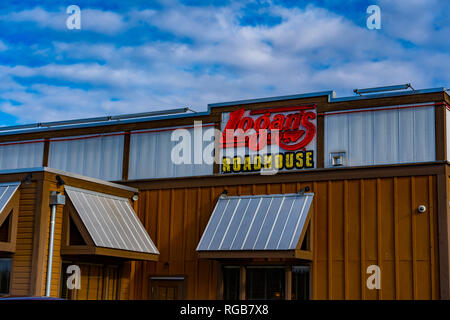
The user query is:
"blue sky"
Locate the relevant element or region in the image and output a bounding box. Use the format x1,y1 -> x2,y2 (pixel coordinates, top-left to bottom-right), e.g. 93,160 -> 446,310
0,0 -> 449,126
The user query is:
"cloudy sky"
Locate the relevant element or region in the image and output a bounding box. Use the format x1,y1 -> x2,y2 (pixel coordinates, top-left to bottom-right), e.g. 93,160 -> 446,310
0,0 -> 448,126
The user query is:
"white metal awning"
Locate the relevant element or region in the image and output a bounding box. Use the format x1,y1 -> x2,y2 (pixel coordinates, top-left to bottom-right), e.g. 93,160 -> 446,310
196,192 -> 314,259
64,186 -> 159,260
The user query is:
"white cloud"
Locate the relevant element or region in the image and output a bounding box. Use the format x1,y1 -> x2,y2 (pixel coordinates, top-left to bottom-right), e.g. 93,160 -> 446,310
81,9 -> 127,34
0,1 -> 448,125
0,40 -> 7,51
2,7 -> 65,29
1,6 -> 126,34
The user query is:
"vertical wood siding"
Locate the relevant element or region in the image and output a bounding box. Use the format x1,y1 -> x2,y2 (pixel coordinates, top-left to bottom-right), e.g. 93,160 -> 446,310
10,182 -> 37,296
131,175 -> 440,300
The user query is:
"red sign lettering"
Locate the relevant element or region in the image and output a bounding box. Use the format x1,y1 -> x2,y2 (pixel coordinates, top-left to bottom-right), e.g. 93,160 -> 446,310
220,105 -> 317,151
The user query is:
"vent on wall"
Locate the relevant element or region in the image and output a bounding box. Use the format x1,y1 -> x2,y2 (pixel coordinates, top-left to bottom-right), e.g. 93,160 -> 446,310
329,152 -> 346,167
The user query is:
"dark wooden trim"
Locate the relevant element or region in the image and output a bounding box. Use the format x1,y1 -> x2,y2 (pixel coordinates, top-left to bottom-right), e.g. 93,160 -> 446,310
122,162 -> 447,190
445,92 -> 450,105
437,167 -> 450,299
316,114 -> 324,168
62,205 -> 70,247
44,171 -> 134,199
65,199 -> 95,246
122,132 -> 131,181
0,191 -> 20,253
213,122 -> 221,174
295,210 -> 312,252
61,245 -> 94,254
30,178 -> 49,296
435,105 -> 446,161
8,194 -> 19,250
0,172 -> 44,183
0,189 -> 19,227
197,249 -> 313,260
60,245 -> 159,261
42,139 -> 50,167
0,242 -> 14,252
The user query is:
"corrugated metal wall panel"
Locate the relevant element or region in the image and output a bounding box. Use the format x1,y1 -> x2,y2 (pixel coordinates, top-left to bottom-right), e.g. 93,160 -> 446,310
48,134 -> 123,181
0,141 -> 44,170
324,106 -> 435,167
128,127 -> 213,180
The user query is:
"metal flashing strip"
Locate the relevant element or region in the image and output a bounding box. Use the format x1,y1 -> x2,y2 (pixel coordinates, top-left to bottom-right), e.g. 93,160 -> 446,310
207,91 -> 334,107
0,108 -> 189,133
207,87 -> 446,107
0,87 -> 445,136
64,185 -> 159,255
196,193 -> 314,252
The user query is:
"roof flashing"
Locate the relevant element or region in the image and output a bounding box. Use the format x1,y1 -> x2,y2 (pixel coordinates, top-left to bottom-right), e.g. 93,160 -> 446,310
0,86 -> 446,137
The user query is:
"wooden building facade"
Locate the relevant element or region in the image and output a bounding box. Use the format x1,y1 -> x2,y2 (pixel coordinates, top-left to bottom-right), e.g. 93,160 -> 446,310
0,86 -> 449,299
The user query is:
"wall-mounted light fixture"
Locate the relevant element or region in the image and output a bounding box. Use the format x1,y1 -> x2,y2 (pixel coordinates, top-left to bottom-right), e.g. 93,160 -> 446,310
298,186 -> 311,195
56,175 -> 65,187
132,193 -> 139,201
23,173 -> 32,184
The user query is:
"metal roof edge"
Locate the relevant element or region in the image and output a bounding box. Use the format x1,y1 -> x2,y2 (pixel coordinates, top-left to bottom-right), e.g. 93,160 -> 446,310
0,181 -> 21,187
206,87 -> 447,108
207,91 -> 335,108
219,192 -> 314,199
0,87 -> 446,137
329,87 -> 446,102
0,167 -> 45,175
0,110 -> 211,137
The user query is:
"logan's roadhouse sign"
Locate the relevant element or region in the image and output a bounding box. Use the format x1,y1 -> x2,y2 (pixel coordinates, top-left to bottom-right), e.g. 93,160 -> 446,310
220,104 -> 317,174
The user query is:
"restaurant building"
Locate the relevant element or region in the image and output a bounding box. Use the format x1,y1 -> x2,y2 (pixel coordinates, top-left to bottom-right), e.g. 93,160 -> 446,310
0,84 -> 449,300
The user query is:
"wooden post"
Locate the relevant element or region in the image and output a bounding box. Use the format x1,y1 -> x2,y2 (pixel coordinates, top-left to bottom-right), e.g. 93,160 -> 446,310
239,265 -> 246,300
42,139 -> 50,167
122,132 -> 131,180
434,104 -> 446,161
285,266 -> 292,300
